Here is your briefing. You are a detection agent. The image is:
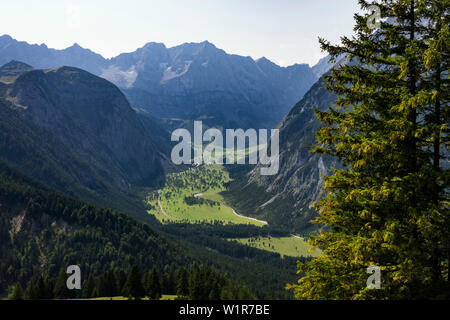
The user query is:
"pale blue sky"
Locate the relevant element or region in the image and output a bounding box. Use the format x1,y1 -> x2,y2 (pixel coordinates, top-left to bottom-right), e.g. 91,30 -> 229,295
0,0 -> 361,66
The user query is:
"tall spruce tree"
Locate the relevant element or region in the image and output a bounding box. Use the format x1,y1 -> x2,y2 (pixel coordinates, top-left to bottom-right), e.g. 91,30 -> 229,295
288,0 -> 449,299
82,274 -> 96,299
24,279 -> 37,300
8,283 -> 24,300
176,267 -> 189,298
44,277 -> 55,299
123,265 -> 145,300
54,269 -> 76,299
420,0 -> 449,294
98,270 -> 117,298
35,276 -> 46,299
115,268 -> 127,296
146,266 -> 162,300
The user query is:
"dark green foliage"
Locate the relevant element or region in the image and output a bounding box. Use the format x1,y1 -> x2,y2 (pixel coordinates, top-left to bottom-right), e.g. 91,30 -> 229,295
123,265 -> 145,300
161,269 -> 176,295
35,276 -> 48,299
176,268 -> 190,298
115,269 -> 127,296
98,270 -> 117,298
24,280 -> 37,300
161,222 -> 305,299
289,0 -> 449,299
82,274 -> 96,299
8,283 -> 24,300
146,267 -> 162,300
184,196 -> 219,207
54,269 -> 76,299
0,160 -> 192,296
186,265 -> 256,300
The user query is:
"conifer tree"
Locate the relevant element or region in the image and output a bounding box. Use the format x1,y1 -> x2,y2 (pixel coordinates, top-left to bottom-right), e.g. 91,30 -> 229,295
35,276 -> 46,299
54,269 -> 76,299
123,265 -> 145,300
82,274 -> 96,299
419,0 -> 449,294
44,277 -> 55,299
162,271 -> 175,295
176,267 -> 189,298
207,279 -> 221,300
8,283 -> 24,300
189,268 -> 203,300
288,0 -> 449,299
24,279 -> 37,300
91,286 -> 99,298
98,270 -> 117,297
147,266 -> 162,300
115,268 -> 127,296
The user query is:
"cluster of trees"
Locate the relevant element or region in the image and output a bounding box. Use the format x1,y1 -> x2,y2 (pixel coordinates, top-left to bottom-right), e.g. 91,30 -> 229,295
161,222 -> 307,299
8,265 -> 255,300
9,269 -> 76,300
184,196 -> 219,206
162,166 -> 229,198
289,0 -> 449,299
162,221 -> 289,239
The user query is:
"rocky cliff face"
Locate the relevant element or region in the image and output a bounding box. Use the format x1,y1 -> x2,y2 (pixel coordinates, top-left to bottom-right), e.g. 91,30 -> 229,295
252,77 -> 337,201
224,77 -> 339,233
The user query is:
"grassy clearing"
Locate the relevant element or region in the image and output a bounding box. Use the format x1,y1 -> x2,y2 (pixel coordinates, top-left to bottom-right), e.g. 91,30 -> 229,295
231,236 -> 322,258
146,165 -> 264,226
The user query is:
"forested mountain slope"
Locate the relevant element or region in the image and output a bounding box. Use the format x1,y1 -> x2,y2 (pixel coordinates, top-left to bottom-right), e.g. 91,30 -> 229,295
0,161 -> 189,295
0,61 -> 165,214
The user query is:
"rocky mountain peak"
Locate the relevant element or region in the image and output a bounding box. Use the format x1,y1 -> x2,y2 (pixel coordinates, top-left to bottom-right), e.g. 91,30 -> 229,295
0,60 -> 34,83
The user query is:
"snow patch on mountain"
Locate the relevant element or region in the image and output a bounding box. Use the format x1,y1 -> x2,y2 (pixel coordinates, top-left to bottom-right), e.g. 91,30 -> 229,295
100,65 -> 137,89
161,61 -> 192,83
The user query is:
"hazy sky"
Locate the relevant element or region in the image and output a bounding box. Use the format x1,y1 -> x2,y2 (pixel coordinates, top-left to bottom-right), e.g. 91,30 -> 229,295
0,0 -> 361,66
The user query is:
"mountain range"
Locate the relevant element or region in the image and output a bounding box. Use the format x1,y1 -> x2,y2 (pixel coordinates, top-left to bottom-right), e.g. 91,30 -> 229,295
0,35 -> 321,130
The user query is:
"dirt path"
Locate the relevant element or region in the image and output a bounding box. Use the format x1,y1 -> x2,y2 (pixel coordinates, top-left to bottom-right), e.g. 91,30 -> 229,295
231,208 -> 268,226
196,192 -> 268,226
158,192 -> 180,221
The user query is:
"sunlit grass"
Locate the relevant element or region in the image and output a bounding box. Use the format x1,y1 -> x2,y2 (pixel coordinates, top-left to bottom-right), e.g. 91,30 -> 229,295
230,236 -> 322,258
147,165 -> 264,226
